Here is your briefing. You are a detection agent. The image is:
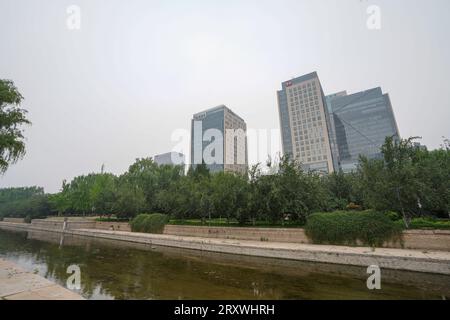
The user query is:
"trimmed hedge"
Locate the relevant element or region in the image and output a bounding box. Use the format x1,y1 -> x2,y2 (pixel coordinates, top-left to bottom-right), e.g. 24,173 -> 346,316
305,210 -> 403,247
130,213 -> 169,234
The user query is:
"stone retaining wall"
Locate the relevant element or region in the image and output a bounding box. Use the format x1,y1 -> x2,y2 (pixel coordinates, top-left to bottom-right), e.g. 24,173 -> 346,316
4,219 -> 450,251
399,229 -> 450,251
163,225 -> 310,243
94,222 -> 131,232
28,219 -> 130,232
2,218 -> 25,223
163,225 -> 450,251
31,219 -> 96,231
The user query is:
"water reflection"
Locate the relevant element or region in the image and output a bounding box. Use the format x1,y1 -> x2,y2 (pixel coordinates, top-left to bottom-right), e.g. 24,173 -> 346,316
0,228 -> 449,300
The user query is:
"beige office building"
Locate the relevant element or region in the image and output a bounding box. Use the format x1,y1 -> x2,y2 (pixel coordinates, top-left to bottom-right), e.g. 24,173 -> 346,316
277,72 -> 335,173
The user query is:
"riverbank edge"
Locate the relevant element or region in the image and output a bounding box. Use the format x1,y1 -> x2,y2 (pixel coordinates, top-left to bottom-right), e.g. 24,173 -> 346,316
0,258 -> 84,300
1,221 -> 450,276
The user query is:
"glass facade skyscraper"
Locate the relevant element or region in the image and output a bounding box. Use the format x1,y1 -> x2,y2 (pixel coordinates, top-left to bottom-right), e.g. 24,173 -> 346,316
191,105 -> 248,175
326,87 -> 400,172
277,72 -> 335,174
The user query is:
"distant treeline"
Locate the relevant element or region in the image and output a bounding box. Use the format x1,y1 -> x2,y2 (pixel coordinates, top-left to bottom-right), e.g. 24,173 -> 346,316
1,137 -> 449,227
0,186 -> 51,221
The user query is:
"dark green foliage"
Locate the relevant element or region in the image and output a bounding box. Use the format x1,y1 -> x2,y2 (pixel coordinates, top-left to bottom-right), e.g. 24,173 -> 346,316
112,180 -> 146,219
130,213 -> 169,234
2,136 -> 448,231
305,210 -> 403,247
0,80 -> 31,173
384,211 -> 402,221
0,187 -> 51,219
356,137 -> 450,226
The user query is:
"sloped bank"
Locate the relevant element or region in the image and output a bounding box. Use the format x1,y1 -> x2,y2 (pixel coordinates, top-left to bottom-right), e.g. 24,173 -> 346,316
0,221 -> 449,276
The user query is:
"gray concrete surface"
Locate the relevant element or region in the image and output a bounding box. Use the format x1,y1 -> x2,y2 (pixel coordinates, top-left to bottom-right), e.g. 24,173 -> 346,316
0,258 -> 84,300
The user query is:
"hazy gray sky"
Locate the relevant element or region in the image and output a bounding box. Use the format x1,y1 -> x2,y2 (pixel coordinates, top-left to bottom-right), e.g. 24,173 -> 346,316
1,0 -> 449,193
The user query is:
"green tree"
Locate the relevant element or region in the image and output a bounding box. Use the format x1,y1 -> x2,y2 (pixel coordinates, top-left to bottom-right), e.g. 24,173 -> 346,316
358,137 -> 423,228
0,187 -> 51,219
125,158 -> 183,212
90,173 -> 117,215
415,148 -> 450,218
322,171 -> 359,210
210,172 -> 249,223
113,177 -> 146,219
0,80 -> 31,173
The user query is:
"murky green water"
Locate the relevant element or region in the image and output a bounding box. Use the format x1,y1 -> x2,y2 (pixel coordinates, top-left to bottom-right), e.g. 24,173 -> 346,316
0,228 -> 449,300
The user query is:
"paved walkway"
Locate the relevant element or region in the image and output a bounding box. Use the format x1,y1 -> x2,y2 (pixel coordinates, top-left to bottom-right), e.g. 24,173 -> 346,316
0,259 -> 84,300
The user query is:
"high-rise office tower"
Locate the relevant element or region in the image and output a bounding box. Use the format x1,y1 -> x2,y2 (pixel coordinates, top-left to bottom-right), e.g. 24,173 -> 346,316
191,105 -> 248,175
326,87 -> 400,173
277,72 -> 335,173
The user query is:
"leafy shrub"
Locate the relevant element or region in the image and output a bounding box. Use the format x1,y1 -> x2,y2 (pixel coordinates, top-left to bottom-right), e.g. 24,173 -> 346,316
384,211 -> 402,221
305,210 -> 403,247
24,215 -> 32,224
130,213 -> 169,234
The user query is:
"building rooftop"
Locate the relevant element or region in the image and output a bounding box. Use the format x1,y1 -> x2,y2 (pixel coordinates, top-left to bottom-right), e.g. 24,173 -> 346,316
193,105 -> 245,123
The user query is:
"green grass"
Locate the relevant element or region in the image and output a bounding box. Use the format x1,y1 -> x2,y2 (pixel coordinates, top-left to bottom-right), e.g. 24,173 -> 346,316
397,217 -> 450,230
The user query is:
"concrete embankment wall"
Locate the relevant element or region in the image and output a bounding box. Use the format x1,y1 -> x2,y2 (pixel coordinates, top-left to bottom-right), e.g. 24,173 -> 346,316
30,219 -> 96,231
2,218 -> 25,223
163,225 -> 310,243
2,219 -> 450,251
1,221 -> 449,275
163,225 -> 450,251
28,219 -> 131,232
94,222 -> 131,232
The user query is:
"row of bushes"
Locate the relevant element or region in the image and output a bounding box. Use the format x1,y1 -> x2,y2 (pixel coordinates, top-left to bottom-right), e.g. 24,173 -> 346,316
129,211 -> 405,248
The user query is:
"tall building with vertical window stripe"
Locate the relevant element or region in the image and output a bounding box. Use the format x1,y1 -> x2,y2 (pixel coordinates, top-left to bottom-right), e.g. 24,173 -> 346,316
277,72 -> 335,174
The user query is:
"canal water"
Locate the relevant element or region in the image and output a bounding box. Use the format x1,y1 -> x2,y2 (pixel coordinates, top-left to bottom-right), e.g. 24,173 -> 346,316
0,228 -> 449,300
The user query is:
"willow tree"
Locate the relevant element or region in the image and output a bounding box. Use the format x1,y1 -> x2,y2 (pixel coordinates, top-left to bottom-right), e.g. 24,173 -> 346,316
0,80 -> 31,173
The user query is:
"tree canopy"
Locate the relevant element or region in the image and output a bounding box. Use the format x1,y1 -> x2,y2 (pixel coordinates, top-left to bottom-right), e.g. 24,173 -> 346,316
0,79 -> 31,173
2,137 -> 449,227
